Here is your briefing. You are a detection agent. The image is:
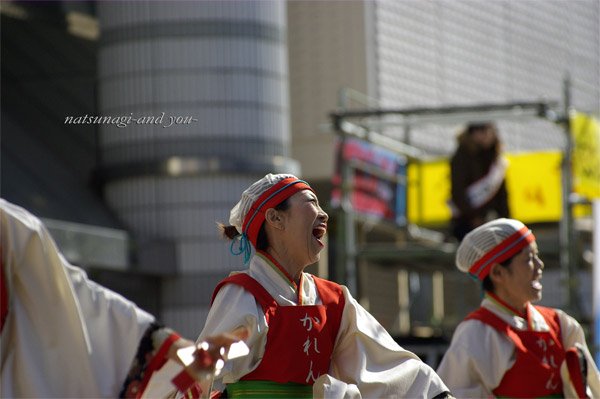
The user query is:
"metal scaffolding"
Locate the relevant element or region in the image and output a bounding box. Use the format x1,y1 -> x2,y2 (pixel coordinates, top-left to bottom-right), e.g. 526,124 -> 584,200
329,83 -> 580,320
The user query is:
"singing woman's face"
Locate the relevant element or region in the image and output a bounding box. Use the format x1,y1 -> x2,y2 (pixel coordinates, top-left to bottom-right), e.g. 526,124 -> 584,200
276,190 -> 329,266
495,242 -> 545,310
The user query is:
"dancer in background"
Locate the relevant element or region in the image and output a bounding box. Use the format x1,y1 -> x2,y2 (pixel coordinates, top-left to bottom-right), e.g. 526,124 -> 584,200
437,218 -> 600,398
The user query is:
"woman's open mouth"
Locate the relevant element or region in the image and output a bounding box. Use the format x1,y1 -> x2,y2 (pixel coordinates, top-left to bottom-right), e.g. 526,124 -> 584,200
312,225 -> 327,247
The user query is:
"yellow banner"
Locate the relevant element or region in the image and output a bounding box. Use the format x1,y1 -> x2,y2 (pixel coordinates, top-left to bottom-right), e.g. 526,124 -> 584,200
407,151 -> 563,225
571,112 -> 600,199
505,152 -> 562,223
407,159 -> 452,225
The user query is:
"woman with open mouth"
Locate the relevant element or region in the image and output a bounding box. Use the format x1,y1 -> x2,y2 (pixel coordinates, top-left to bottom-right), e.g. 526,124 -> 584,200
437,218 -> 600,398
193,173 -> 452,399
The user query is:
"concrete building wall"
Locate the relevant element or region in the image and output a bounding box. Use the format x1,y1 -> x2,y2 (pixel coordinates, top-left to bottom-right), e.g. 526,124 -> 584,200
374,0 -> 599,155
287,1 -> 371,181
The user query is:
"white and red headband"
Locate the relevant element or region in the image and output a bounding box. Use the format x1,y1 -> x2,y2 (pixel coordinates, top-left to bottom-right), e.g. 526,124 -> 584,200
456,218 -> 536,281
242,177 -> 313,248
468,225 -> 535,280
229,174 -> 314,264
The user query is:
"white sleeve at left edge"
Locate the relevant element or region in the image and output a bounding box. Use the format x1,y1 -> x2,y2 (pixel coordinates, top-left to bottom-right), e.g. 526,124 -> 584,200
67,262 -> 156,396
0,199 -> 154,398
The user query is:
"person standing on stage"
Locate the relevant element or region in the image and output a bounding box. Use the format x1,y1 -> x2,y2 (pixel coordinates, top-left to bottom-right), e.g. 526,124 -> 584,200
449,122 -> 510,241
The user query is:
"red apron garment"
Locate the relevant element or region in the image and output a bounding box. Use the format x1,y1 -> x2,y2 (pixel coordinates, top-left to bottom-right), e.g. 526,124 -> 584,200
465,306 -> 565,398
211,273 -> 345,385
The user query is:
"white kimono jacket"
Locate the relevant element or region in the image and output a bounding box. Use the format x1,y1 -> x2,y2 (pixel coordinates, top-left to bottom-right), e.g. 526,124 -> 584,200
436,296 -> 600,398
198,252 -> 449,399
0,199 -> 183,398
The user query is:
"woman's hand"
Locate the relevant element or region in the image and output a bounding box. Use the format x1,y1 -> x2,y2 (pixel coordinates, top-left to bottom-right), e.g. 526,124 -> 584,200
168,326 -> 251,392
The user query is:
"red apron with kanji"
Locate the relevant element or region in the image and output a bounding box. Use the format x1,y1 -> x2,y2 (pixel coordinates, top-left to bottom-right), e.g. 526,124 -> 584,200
465,305 -> 565,398
211,273 -> 345,385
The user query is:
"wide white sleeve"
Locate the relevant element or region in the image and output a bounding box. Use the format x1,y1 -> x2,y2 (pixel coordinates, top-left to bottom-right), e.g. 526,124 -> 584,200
195,282 -> 267,392
0,199 -> 154,398
556,310 -> 600,398
1,199 -> 109,397
436,319 -> 514,399
66,262 -> 156,393
324,286 -> 449,399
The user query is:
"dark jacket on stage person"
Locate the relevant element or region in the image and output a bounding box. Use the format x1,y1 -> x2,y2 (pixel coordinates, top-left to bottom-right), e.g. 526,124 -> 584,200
449,122 -> 510,241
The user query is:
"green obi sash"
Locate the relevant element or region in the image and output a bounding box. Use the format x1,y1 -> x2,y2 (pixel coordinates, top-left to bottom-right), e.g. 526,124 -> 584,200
225,380 -> 313,399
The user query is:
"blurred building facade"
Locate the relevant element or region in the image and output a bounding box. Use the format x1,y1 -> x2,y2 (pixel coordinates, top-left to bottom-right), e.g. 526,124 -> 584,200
1,1 -> 598,348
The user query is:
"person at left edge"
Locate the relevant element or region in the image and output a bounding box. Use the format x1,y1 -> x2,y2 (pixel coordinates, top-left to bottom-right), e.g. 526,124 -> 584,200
193,173 -> 452,399
0,199 -> 240,398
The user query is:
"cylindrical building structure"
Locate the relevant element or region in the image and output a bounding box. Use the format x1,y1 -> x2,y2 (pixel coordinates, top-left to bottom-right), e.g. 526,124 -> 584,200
97,1 -> 298,336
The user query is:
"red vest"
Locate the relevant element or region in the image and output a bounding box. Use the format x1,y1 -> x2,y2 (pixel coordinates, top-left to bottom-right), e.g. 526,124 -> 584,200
465,306 -> 564,398
211,273 -> 345,385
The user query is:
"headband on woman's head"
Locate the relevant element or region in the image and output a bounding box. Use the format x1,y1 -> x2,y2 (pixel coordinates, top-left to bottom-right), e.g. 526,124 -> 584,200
228,174 -> 314,265
243,177 -> 313,247
455,218 -> 536,281
468,226 -> 535,280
